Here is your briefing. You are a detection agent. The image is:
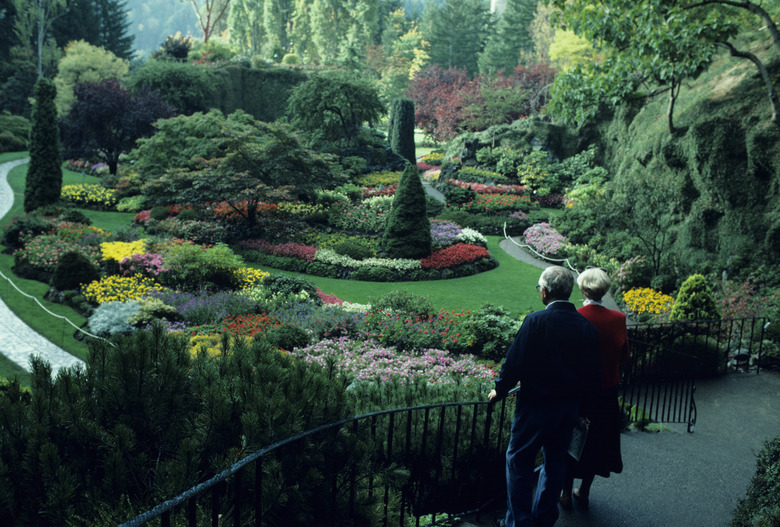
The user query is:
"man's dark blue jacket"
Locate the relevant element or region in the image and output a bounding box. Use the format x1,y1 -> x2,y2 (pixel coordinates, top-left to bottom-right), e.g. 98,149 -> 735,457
494,301 -> 601,404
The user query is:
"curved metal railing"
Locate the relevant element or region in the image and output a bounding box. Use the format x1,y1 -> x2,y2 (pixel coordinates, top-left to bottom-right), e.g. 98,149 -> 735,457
120,391 -> 519,527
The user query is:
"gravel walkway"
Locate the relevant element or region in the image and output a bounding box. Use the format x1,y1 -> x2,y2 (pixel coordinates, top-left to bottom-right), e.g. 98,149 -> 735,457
0,158 -> 85,376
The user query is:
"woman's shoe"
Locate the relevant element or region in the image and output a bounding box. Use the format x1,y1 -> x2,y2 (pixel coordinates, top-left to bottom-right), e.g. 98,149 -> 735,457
573,488 -> 589,510
559,491 -> 573,510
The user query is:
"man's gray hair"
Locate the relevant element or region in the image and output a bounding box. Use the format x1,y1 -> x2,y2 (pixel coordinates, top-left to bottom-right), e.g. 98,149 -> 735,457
539,266 -> 574,300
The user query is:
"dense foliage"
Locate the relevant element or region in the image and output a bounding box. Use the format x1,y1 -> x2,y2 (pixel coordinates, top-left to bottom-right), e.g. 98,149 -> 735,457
24,78 -> 62,212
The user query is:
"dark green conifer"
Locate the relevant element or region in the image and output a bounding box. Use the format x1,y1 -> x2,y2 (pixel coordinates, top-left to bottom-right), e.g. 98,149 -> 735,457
389,98 -> 416,165
24,78 -> 62,213
381,163 -> 431,259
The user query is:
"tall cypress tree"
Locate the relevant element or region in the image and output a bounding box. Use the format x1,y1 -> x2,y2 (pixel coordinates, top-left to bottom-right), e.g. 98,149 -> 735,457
390,98 -> 416,165
97,0 -> 135,59
24,77 -> 62,213
478,0 -> 537,74
381,163 -> 431,259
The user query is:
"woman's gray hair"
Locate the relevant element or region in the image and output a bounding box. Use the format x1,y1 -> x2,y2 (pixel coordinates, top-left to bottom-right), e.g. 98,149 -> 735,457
539,266 -> 574,300
577,267 -> 611,301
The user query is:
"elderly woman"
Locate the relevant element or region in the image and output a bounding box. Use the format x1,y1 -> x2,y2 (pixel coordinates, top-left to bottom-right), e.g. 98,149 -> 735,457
560,267 -> 630,510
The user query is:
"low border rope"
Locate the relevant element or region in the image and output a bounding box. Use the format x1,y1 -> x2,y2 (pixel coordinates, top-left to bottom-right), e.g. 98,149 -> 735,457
0,268 -> 114,347
502,222 -> 580,274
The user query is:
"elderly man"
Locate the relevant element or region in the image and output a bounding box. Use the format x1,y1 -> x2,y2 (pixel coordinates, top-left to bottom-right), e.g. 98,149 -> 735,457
489,266 -> 601,527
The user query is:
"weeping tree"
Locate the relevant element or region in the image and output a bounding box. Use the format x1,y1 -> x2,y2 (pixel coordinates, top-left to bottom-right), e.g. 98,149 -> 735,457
381,163 -> 431,259
24,77 -> 62,212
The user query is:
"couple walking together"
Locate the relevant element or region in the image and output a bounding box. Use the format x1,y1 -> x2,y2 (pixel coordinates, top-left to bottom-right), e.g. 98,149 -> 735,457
489,266 -> 629,527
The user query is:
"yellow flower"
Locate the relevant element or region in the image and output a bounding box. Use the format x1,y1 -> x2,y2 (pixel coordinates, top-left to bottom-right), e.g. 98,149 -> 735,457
101,239 -> 148,261
233,267 -> 270,289
82,274 -> 163,304
623,288 -> 674,315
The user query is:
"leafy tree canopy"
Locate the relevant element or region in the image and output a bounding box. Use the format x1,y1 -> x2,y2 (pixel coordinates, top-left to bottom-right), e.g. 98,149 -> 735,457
60,78 -> 175,174
142,121 -> 339,227
545,0 -> 739,131
129,109 -> 260,179
285,70 -> 384,143
54,39 -> 129,115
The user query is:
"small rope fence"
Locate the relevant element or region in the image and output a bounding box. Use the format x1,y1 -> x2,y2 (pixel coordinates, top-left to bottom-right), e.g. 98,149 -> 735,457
502,222 -> 580,274
0,268 -> 114,348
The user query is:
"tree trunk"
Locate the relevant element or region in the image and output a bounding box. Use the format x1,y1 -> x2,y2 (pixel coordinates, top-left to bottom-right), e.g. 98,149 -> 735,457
719,41 -> 779,123
667,81 -> 680,134
686,1 -> 780,61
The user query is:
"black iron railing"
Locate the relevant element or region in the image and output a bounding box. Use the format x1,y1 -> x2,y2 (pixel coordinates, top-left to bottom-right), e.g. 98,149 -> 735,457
120,392 -> 518,527
621,317 -> 767,432
122,318 -> 767,525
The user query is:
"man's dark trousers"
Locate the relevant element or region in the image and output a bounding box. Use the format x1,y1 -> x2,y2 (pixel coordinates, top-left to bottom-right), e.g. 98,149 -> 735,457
504,399 -> 579,527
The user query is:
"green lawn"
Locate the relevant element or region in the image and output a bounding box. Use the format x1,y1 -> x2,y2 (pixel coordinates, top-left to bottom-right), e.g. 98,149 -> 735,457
252,236 -> 553,317
414,129 -> 441,159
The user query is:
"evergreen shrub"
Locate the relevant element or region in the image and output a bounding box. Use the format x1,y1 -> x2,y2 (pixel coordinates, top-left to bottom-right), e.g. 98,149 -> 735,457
264,324 -> 310,351
670,274 -> 720,321
369,290 -> 435,317
281,53 -> 300,65
128,59 -> 215,114
333,240 -> 374,260
52,251 -> 100,291
459,303 -> 523,361
389,98 -> 416,164
731,437 -> 780,527
0,114 -> 30,152
58,209 -> 92,225
0,131 -> 27,152
149,206 -> 168,221
176,208 -> 198,221
159,242 -> 244,291
1,215 -> 53,250
305,261 -> 342,279
262,274 -> 320,301
351,265 -> 395,282
381,164 -> 431,259
24,78 -> 62,212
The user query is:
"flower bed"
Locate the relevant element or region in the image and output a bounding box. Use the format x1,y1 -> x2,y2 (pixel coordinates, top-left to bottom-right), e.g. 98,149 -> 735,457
457,193 -> 532,214
14,233 -> 101,274
420,243 -> 491,270
82,275 -> 164,304
523,222 -> 567,257
622,287 -> 674,317
448,179 -> 528,195
60,184 -> 117,209
292,337 -> 495,387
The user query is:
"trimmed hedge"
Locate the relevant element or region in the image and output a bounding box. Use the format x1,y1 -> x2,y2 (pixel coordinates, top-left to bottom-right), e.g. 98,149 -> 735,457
731,437 -> 780,526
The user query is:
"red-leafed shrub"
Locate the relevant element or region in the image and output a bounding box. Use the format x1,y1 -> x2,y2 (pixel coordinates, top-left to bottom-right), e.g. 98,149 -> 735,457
239,239 -> 318,262
420,243 -> 490,270
134,209 -> 152,223
212,201 -> 278,221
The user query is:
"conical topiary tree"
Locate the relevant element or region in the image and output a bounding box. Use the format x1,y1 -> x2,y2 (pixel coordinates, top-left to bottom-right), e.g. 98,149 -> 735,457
381,163 -> 431,259
389,98 -> 416,165
24,77 -> 62,212
669,274 -> 720,321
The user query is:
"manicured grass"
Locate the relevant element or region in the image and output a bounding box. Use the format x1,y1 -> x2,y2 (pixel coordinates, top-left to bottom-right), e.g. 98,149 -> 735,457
415,129 -> 441,159
252,236 -> 549,317
0,251 -> 90,362
79,209 -> 136,233
0,157 -> 92,382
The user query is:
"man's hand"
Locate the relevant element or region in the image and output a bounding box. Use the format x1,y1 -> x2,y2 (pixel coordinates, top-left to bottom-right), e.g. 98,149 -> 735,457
488,389 -> 498,402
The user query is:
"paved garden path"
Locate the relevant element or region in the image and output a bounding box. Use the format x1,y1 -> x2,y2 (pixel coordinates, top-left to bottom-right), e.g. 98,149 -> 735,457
0,158 -> 85,376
